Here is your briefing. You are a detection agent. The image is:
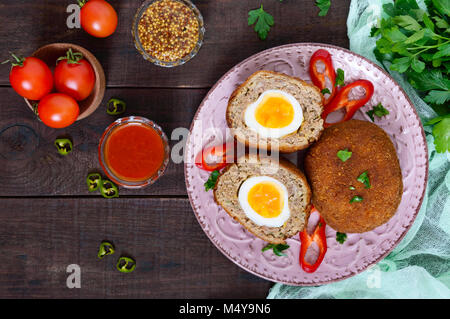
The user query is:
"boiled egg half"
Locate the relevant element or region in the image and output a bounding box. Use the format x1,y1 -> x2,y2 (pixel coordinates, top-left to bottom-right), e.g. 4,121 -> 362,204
238,176 -> 290,227
244,90 -> 303,139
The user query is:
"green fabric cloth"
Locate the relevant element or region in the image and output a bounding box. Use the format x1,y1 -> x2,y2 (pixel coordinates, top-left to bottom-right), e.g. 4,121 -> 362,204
267,0 -> 450,299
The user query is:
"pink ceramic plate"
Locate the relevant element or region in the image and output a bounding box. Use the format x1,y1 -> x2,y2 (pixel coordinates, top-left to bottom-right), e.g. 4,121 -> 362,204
184,43 -> 428,285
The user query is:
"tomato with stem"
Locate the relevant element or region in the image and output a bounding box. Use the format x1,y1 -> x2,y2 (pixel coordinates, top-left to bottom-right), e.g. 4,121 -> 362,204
79,0 -> 118,38
54,49 -> 95,101
3,53 -> 53,100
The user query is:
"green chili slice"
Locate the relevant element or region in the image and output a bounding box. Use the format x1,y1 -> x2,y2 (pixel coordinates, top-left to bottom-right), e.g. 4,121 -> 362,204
107,98 -> 126,115
87,173 -> 102,192
54,138 -> 73,155
116,257 -> 136,273
100,179 -> 119,198
97,241 -> 115,259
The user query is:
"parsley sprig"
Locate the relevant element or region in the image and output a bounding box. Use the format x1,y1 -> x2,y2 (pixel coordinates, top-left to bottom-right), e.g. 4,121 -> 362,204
315,0 -> 331,17
366,103 -> 390,122
248,5 -> 274,40
262,243 -> 290,257
336,232 -> 347,244
204,170 -> 220,191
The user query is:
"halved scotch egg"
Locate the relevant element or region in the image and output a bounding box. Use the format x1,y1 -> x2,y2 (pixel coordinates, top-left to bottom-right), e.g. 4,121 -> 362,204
226,71 -> 324,153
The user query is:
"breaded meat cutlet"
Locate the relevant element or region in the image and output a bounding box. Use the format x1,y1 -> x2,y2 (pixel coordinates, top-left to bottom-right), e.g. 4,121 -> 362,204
304,120 -> 403,233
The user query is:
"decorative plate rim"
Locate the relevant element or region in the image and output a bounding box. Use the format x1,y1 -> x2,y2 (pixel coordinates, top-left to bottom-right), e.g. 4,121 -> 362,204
184,42 -> 429,286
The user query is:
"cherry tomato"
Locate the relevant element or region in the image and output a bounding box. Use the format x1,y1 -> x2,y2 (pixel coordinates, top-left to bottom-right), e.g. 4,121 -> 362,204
79,0 -> 118,38
54,49 -> 95,101
7,54 -> 53,100
38,93 -> 80,129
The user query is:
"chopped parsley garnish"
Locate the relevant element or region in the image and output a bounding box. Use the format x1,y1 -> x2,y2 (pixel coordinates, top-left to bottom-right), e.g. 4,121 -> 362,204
321,88 -> 331,95
335,68 -> 345,86
350,195 -> 363,203
349,186 -> 356,190
337,148 -> 352,162
357,171 -> 371,189
315,0 -> 331,17
204,170 -> 220,191
366,103 -> 390,122
248,5 -> 274,40
336,232 -> 347,244
262,243 -> 290,257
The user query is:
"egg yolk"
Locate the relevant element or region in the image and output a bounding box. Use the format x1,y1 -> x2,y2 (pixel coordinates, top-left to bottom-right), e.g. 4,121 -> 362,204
255,95 -> 295,129
247,182 -> 284,218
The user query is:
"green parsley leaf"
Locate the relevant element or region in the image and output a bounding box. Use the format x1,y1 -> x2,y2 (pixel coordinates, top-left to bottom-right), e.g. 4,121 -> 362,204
393,15 -> 422,31
350,195 -> 363,203
248,5 -> 274,40
366,103 -> 390,122
321,88 -> 331,95
262,243 -> 290,257
349,186 -> 356,190
431,117 -> 450,153
424,90 -> 450,104
315,0 -> 331,17
357,171 -> 371,189
431,0 -> 450,16
204,170 -> 220,191
337,148 -> 352,162
335,68 -> 345,86
336,232 -> 347,244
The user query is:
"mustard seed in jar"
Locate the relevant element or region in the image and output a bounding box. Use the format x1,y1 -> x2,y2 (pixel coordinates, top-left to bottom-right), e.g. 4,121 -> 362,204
137,0 -> 200,63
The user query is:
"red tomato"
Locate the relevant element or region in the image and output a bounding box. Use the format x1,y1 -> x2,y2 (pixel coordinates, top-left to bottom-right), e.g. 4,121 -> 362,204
8,55 -> 53,100
38,93 -> 80,129
80,0 -> 118,38
54,52 -> 95,101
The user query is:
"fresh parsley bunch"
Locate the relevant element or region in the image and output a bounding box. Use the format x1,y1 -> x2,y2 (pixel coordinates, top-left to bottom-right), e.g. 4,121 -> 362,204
371,0 -> 449,152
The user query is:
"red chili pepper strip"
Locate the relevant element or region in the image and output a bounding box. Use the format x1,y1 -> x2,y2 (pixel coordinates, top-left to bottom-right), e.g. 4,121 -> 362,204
299,206 -> 327,273
309,49 -> 337,105
322,79 -> 374,128
195,142 -> 235,172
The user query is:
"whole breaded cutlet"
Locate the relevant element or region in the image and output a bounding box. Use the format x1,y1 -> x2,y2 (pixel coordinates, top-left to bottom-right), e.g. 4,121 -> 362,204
304,120 -> 403,233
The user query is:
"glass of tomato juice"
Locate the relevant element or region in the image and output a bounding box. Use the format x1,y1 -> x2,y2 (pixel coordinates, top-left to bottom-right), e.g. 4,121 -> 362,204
98,116 -> 170,188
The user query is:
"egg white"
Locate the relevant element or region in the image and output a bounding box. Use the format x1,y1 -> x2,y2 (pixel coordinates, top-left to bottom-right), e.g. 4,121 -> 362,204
244,90 -> 303,139
238,176 -> 290,227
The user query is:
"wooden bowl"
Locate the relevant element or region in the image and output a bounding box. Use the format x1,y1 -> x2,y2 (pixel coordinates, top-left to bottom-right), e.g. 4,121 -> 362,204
25,43 -> 106,121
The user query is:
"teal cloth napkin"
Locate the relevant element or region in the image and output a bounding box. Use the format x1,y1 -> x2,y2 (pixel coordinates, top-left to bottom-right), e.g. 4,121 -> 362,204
267,0 -> 450,299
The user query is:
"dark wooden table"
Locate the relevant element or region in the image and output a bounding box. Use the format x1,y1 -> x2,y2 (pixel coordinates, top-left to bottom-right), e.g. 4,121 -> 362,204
0,0 -> 349,298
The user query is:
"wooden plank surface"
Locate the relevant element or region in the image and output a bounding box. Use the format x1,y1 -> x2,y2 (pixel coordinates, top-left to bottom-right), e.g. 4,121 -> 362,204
0,0 -> 352,298
0,87 -> 202,196
0,0 -> 350,88
0,198 -> 271,298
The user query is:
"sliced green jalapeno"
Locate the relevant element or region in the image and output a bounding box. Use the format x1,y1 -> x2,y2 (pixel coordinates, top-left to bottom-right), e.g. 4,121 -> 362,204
97,241 -> 115,259
54,138 -> 73,155
116,256 -> 136,273
100,179 -> 119,198
107,98 -> 126,115
87,173 -> 102,192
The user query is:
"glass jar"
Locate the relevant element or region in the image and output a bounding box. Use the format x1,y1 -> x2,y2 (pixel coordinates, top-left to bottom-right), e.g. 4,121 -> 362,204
98,116 -> 170,189
132,0 -> 205,67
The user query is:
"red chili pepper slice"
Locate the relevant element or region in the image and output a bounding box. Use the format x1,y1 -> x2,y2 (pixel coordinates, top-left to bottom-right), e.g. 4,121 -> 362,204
195,142 -> 235,171
322,79 -> 374,128
309,49 -> 337,105
299,206 -> 327,273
